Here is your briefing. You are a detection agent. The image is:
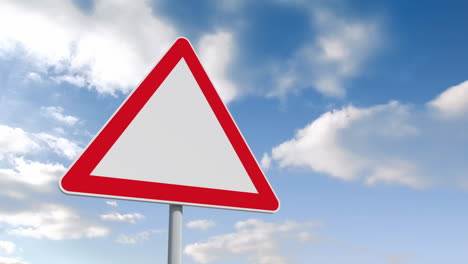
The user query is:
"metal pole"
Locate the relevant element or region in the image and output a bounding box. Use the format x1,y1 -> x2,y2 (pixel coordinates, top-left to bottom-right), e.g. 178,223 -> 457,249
168,204 -> 183,264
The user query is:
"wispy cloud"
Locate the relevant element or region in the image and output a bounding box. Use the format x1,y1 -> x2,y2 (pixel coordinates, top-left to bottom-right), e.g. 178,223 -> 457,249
0,123 -> 82,192
0,240 -> 17,255
25,72 -> 43,83
35,133 -> 82,160
260,152 -> 272,171
116,229 -> 164,245
0,124 -> 82,160
51,74 -> 86,88
197,31 -> 238,104
428,80 -> 468,119
0,256 -> 28,264
100,212 -> 144,224
184,219 -> 319,264
0,204 -> 110,240
186,219 -> 216,230
0,157 -> 66,187
0,125 -> 39,157
270,7 -> 381,98
0,190 -> 27,200
40,106 -> 79,126
105,201 -> 118,207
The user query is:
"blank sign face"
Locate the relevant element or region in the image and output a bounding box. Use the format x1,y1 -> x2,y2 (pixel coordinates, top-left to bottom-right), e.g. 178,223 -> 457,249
91,59 -> 257,193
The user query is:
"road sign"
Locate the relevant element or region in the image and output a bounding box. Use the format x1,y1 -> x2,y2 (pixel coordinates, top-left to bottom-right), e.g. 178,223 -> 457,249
60,38 -> 279,213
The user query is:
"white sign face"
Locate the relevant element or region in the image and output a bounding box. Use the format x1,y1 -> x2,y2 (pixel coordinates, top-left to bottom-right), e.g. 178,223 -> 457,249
60,38 -> 279,213
91,59 -> 257,193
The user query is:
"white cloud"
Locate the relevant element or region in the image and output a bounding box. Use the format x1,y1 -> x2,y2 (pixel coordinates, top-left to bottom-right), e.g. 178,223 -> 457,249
51,74 -> 86,88
0,204 -> 110,240
297,231 -> 314,242
52,127 -> 66,135
116,229 -> 163,245
428,80 -> 468,118
0,124 -> 83,191
40,106 -> 79,126
0,256 -> 28,264
100,212 -> 144,224
0,241 -> 16,255
197,31 -> 238,103
186,219 -> 215,230
0,0 -> 178,95
270,9 -> 381,98
271,104 -> 379,180
260,152 -> 271,171
269,101 -> 427,189
0,125 -> 39,157
105,201 -> 118,207
365,163 -> 424,188
0,124 -> 82,160
0,190 -> 27,200
184,219 -> 317,264
0,157 -> 66,187
25,72 -> 42,83
35,133 -> 82,160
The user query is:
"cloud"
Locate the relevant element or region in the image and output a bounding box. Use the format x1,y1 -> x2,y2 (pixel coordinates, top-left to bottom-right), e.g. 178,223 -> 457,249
0,241 -> 16,255
51,74 -> 86,88
116,229 -> 163,245
0,0 -> 178,95
0,124 -> 85,190
268,101 -> 427,188
35,133 -> 82,160
365,163 -> 422,187
270,8 -> 381,98
260,153 -> 272,171
105,201 -> 118,207
0,124 -> 82,160
0,157 -> 66,187
197,31 -> 238,104
100,212 -> 144,224
0,256 -> 28,264
40,106 -> 79,126
267,80 -> 468,189
0,204 -> 110,240
0,125 -> 39,157
25,72 -> 43,83
184,219 -> 318,264
0,190 -> 27,200
428,80 -> 468,119
186,220 -> 215,230
270,102 -> 420,183
297,231 -> 314,242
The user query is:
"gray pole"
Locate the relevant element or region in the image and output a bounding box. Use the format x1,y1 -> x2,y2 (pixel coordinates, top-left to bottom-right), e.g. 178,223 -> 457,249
168,204 -> 183,264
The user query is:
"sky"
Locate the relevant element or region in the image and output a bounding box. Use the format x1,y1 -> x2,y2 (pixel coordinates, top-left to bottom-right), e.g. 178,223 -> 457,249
0,0 -> 468,263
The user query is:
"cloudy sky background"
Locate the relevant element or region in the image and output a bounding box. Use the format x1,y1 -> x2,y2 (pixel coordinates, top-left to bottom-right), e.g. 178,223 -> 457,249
1,0 -> 468,263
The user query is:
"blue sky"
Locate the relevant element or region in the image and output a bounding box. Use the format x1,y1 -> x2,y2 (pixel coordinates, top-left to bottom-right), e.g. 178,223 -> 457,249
1,0 -> 468,263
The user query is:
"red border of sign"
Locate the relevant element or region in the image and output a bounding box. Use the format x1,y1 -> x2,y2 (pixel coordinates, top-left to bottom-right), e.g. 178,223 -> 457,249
59,38 -> 279,213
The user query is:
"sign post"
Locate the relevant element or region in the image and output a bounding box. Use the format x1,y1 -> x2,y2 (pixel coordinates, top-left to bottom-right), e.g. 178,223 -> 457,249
60,38 -> 280,262
168,204 -> 183,264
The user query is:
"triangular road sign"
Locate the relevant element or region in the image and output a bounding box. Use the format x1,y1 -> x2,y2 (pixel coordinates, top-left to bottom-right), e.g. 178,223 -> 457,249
60,38 -> 279,213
